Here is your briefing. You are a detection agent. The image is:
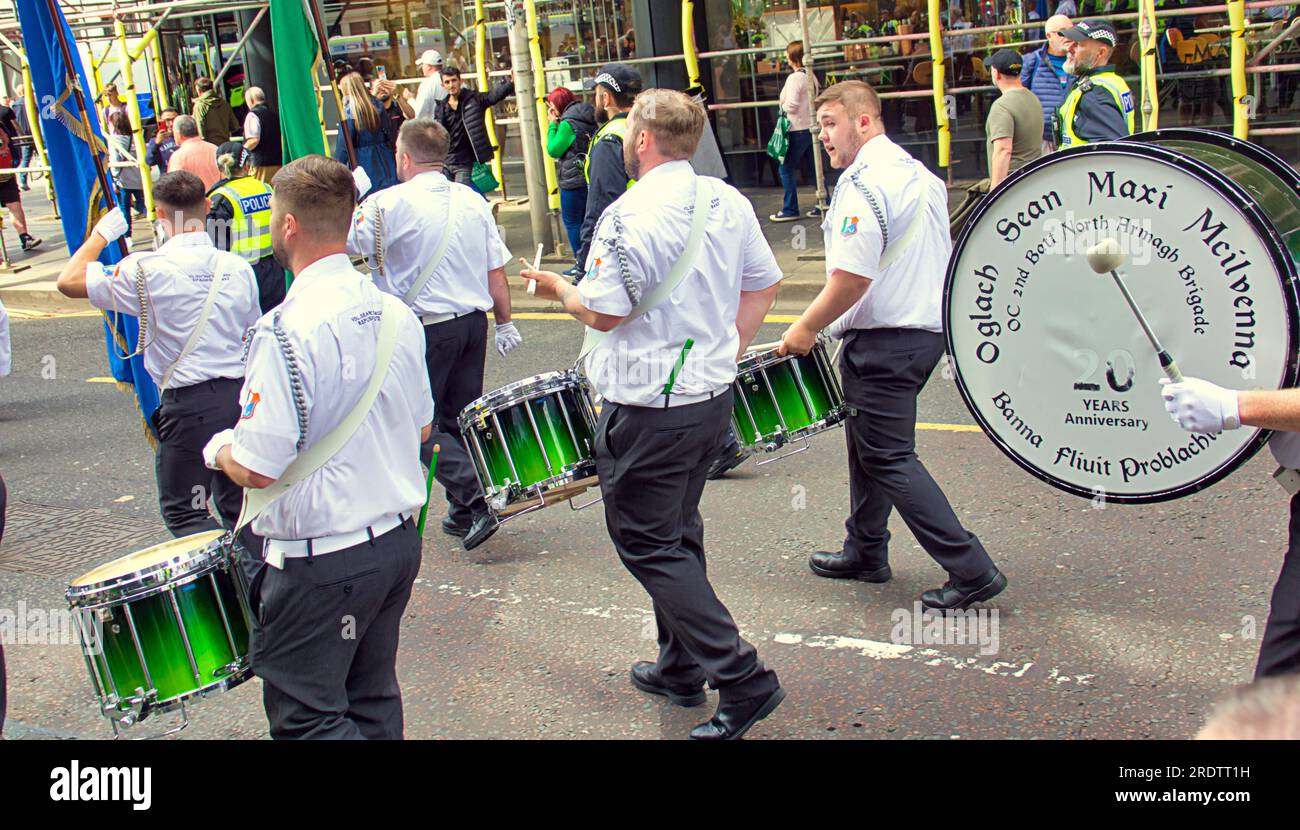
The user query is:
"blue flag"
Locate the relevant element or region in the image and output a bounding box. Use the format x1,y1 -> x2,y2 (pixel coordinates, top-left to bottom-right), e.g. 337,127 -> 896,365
16,0 -> 160,440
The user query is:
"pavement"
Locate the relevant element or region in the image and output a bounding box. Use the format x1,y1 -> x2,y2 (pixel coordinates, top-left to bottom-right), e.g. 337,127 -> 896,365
0,310 -> 1282,740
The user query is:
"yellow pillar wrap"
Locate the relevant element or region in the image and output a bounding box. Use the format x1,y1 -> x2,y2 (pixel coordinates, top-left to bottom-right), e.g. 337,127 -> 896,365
927,0 -> 949,168
525,0 -> 560,210
21,54 -> 57,214
313,58 -> 330,154
149,41 -> 170,113
1228,0 -> 1248,138
682,0 -> 700,88
129,26 -> 159,62
475,0 -> 505,193
1138,0 -> 1159,129
116,17 -> 156,222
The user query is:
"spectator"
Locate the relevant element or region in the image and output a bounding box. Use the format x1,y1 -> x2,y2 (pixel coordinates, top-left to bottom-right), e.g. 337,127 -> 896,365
1021,13 -> 1073,153
107,111 -> 146,223
207,141 -> 284,312
544,86 -> 596,256
0,105 -> 39,252
1056,0 -> 1078,14
770,40 -> 819,222
100,82 -> 127,128
145,106 -> 180,174
241,86 -> 281,184
572,63 -> 637,278
985,50 -> 1044,187
334,71 -> 398,195
413,50 -> 447,119
373,77 -> 414,140
9,86 -> 34,192
191,76 -> 240,145
1057,19 -> 1134,146
167,114 -> 221,191
433,66 -> 514,192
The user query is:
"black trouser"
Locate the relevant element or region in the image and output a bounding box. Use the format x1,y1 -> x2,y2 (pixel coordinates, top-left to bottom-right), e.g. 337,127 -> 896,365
840,328 -> 994,581
422,311 -> 489,524
249,517 -> 422,739
1257,493 -> 1300,678
595,392 -> 779,702
152,377 -> 246,537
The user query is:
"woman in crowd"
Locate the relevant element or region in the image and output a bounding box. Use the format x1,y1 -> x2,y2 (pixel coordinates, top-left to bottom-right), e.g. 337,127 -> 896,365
544,86 -> 596,257
333,71 -> 398,194
107,111 -> 145,223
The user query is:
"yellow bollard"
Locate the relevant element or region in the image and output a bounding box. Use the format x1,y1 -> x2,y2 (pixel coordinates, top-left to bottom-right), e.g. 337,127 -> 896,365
927,0 -> 949,168
116,17 -> 157,223
475,0 -> 505,193
1228,0 -> 1248,138
524,0 -> 560,211
1138,0 -> 1160,130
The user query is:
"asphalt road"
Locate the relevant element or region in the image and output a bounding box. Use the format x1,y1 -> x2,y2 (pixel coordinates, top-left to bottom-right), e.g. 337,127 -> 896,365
0,313 -> 1285,740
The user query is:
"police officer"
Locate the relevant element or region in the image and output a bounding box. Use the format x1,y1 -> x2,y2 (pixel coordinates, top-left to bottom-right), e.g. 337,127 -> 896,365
348,118 -> 517,550
208,141 -> 285,313
572,63 -> 639,282
1161,378 -> 1300,678
203,155 -> 432,739
780,81 -> 1007,611
57,171 -> 261,538
1055,20 -> 1134,147
522,89 -> 786,740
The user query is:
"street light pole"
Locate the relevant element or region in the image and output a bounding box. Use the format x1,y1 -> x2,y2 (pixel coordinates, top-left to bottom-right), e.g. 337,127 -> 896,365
505,0 -> 553,255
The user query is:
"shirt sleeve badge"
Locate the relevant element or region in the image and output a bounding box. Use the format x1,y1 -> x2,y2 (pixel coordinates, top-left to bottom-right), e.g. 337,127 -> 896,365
240,391 -> 261,420
584,257 -> 601,282
841,217 -> 860,237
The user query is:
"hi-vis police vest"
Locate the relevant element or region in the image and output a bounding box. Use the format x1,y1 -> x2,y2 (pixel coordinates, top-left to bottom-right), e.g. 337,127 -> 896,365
1056,71 -> 1135,147
213,176 -> 273,262
583,115 -> 635,188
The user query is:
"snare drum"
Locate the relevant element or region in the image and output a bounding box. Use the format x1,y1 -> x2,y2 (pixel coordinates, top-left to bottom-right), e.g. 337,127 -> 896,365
67,530 -> 253,730
732,338 -> 846,454
460,371 -> 600,517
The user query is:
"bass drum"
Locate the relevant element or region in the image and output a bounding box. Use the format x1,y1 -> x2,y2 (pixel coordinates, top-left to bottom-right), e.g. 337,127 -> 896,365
944,130 -> 1300,503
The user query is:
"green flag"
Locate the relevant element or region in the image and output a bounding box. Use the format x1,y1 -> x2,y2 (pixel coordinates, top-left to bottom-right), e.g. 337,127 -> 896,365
271,0 -> 326,160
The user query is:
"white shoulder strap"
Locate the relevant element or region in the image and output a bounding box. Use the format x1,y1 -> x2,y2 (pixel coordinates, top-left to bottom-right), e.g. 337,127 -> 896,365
848,168 -> 931,272
402,188 -> 458,306
160,259 -> 233,391
235,292 -> 406,532
579,180 -> 711,360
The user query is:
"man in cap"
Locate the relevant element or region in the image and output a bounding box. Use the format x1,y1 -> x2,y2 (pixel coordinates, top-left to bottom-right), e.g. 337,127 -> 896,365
572,63 -> 640,283
413,50 -> 447,120
1020,14 -> 1074,154
985,49 -> 1043,187
1056,19 -> 1134,146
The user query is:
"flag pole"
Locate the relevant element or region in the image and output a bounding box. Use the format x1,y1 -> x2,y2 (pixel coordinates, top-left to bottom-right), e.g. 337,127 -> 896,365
40,0 -> 127,258
302,0 -> 357,168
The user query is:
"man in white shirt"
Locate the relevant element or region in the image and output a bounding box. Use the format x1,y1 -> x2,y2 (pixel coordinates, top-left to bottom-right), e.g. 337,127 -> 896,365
57,171 -> 261,538
349,118 -> 518,550
413,50 -> 447,120
1161,378 -> 1300,678
523,89 -> 786,740
205,156 -> 433,739
780,81 -> 1006,611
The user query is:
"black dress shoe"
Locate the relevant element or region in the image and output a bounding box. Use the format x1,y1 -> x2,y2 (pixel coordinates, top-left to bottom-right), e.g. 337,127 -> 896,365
629,661 -> 705,707
707,445 -> 749,480
808,550 -> 892,582
462,511 -> 499,551
920,567 -> 1007,611
441,515 -> 470,538
690,686 -> 786,741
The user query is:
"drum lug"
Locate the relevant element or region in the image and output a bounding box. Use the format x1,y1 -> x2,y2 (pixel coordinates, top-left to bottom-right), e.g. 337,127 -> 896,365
107,686 -> 155,727
213,660 -> 244,679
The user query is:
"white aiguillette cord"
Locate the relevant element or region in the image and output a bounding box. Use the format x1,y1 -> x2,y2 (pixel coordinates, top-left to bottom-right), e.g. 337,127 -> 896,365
235,292 -> 405,535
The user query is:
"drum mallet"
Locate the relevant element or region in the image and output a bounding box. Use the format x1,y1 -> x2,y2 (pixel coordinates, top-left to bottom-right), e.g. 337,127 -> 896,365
1086,238 -> 1184,383
416,444 -> 439,537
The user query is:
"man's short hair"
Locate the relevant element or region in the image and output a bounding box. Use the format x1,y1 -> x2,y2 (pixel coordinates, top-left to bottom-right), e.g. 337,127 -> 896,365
441,66 -> 462,80
194,77 -> 213,94
160,107 -> 179,118
627,88 -> 705,161
397,119 -> 450,166
270,155 -> 356,242
172,114 -> 199,138
152,170 -> 207,213
814,80 -> 882,120
245,86 -> 265,105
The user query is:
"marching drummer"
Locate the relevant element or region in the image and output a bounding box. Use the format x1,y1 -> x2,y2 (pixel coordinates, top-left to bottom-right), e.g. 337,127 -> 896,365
521,89 -> 786,740
1161,378 -> 1300,678
56,171 -> 260,539
203,156 -> 432,739
779,81 -> 1007,610
348,117 -> 517,551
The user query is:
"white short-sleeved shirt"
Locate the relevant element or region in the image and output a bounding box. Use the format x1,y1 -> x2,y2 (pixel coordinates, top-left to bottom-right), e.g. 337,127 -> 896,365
578,160 -> 784,407
0,297 -> 11,377
243,111 -> 261,140
85,232 -> 261,389
348,170 -> 510,317
414,74 -> 447,120
230,254 -> 433,540
824,134 -> 949,334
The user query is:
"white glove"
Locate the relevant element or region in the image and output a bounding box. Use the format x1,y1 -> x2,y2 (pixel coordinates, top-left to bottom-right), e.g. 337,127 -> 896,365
203,428 -> 236,471
94,209 -> 130,244
353,166 -> 372,198
1160,377 -> 1241,434
495,322 -> 522,356
1269,430 -> 1300,469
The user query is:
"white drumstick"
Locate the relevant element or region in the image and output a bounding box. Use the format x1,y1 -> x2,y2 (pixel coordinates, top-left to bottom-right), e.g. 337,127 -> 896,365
526,244 -> 543,295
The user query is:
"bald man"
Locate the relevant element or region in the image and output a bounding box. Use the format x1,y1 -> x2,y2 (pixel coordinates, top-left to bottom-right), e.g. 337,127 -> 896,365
1020,13 -> 1073,153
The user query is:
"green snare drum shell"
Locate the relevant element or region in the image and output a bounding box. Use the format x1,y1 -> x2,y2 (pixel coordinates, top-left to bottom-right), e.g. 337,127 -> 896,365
476,388 -> 594,492
733,351 -> 839,446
